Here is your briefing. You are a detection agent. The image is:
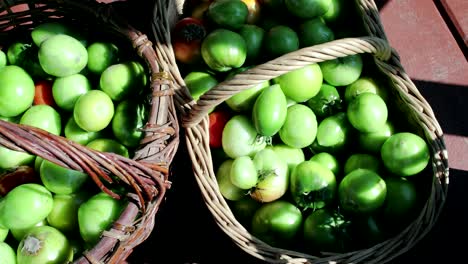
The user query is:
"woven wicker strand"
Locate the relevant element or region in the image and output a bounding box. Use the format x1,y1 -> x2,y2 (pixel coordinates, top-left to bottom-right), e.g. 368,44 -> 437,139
0,1 -> 179,263
151,0 -> 449,263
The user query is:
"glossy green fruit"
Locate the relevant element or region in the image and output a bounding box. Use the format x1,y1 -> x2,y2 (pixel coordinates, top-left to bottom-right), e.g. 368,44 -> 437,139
290,160 -> 336,210
252,84 -> 287,137
38,34 -> 88,77
279,104 -> 317,148
381,132 -> 430,177
274,64 -> 322,102
0,65 -> 35,117
339,169 -> 387,214
201,29 -> 247,72
0,183 -> 53,230
17,225 -> 73,264
251,200 -> 302,248
347,93 -> 388,133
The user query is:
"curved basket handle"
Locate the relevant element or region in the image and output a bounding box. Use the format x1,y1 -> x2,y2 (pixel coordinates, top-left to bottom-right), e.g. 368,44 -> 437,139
181,36 -> 392,128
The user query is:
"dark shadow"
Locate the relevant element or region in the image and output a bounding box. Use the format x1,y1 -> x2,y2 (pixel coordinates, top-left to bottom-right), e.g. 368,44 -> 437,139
412,80 -> 468,137
374,0 -> 390,10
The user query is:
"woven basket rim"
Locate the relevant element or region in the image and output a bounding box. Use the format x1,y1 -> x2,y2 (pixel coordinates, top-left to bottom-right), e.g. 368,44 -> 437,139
0,0 -> 180,263
151,0 -> 450,263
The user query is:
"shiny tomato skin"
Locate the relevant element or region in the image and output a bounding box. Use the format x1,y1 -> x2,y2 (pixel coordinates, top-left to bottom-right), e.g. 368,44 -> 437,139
252,84 -> 288,137
251,200 -> 303,248
380,132 -> 430,177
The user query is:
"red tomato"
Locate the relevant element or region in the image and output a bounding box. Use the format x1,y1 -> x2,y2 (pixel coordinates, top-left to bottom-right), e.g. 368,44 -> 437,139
172,17 -> 206,64
33,79 -> 56,107
209,110 -> 231,148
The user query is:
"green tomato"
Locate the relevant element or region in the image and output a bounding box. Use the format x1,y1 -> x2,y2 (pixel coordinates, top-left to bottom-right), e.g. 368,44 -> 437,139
279,104 -> 317,148
73,90 -> 115,132
207,0 -> 249,29
10,219 -> 47,242
303,208 -> 352,253
344,76 -> 388,104
273,63 -> 322,102
99,61 -> 147,101
319,54 -> 363,86
222,115 -> 266,158
238,24 -> 265,63
201,29 -> 247,72
290,160 -> 336,210
358,121 -> 394,154
7,42 -> 49,79
0,65 -> 35,117
184,71 -> 219,100
381,132 -> 430,177
230,197 -> 262,230
86,41 -> 120,75
285,0 -> 332,19
251,148 -> 289,203
0,183 -> 53,230
230,156 -> 258,190
216,159 -> 246,201
64,117 -> 105,146
0,50 -> 6,68
31,21 -> 87,47
299,17 -> 335,47
52,74 -> 92,111
307,83 -> 342,118
347,93 -> 388,133
112,99 -> 147,148
47,192 -> 90,234
19,105 -> 62,136
0,146 -> 34,170
252,84 -> 287,137
40,159 -> 89,195
321,0 -> 346,24
0,242 -> 15,264
343,153 -> 380,175
86,138 -> 129,158
266,143 -> 305,175
339,169 -> 387,215
251,200 -> 302,248
38,34 -> 88,77
309,152 -> 340,177
381,177 -> 419,231
78,192 -> 124,245
225,67 -> 269,112
316,112 -> 352,151
17,225 -> 73,264
0,227 -> 7,242
264,25 -> 299,58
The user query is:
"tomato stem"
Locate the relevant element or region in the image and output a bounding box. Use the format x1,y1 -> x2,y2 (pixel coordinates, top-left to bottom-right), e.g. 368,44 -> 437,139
21,235 -> 43,255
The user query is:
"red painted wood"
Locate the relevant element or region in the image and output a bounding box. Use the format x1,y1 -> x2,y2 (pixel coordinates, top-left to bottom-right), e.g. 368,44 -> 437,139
378,0 -> 468,86
441,0 -> 468,47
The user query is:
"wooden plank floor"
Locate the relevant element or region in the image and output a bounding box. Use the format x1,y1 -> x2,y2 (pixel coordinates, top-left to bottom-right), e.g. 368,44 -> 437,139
441,0 -> 468,47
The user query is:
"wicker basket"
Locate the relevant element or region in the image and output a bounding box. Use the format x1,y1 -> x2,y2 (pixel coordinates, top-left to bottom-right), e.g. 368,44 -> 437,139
151,0 -> 449,263
0,0 -> 179,263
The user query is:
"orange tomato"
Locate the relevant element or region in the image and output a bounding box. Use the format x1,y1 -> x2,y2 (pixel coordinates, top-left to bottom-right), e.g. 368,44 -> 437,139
241,0 -> 262,24
33,79 -> 56,107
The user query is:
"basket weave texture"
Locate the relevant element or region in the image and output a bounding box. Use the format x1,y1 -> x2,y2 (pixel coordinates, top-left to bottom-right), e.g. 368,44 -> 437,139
151,0 -> 449,263
0,0 -> 179,263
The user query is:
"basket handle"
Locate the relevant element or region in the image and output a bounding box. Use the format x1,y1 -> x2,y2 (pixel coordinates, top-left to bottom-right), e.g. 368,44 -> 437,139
181,36 -> 392,128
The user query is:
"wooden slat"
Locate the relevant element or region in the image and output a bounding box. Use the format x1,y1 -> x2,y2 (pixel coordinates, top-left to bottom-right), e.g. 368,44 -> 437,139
378,0 -> 468,86
441,0 -> 468,47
